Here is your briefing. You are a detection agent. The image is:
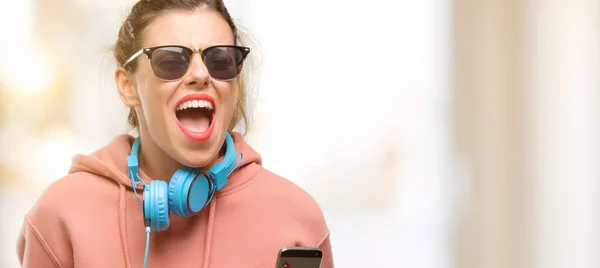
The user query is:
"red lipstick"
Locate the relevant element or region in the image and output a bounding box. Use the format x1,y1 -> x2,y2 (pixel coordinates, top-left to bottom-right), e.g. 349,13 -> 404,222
174,94 -> 216,141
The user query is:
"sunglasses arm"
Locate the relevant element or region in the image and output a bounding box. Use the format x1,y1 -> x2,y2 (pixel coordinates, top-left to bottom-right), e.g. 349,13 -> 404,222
123,49 -> 145,67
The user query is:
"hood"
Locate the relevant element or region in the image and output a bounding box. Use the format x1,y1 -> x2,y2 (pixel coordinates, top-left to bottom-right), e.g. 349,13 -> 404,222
68,132 -> 262,193
67,132 -> 262,268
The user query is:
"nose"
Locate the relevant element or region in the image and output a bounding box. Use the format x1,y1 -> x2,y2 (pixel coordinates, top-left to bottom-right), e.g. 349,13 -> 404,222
182,53 -> 210,88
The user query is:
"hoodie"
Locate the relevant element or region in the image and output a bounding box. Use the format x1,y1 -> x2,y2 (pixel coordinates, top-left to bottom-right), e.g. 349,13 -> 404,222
16,132 -> 334,268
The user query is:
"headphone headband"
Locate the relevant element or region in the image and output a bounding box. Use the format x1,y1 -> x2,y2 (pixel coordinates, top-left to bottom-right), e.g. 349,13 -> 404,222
127,132 -> 239,190
212,132 -> 237,189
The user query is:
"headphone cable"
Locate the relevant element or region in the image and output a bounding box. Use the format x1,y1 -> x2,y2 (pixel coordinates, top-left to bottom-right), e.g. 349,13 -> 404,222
143,226 -> 151,268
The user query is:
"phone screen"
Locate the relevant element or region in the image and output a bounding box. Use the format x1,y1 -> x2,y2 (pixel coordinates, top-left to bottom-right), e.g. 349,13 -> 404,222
276,247 -> 322,268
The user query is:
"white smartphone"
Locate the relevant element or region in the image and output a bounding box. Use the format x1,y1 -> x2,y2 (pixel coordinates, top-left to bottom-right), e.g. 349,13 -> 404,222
275,247 -> 323,268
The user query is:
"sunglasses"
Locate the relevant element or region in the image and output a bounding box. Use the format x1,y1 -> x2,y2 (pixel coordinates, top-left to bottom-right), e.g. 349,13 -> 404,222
123,45 -> 250,81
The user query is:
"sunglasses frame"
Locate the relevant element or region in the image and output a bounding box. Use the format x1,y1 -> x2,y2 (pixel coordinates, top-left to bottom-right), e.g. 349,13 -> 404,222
123,45 -> 251,81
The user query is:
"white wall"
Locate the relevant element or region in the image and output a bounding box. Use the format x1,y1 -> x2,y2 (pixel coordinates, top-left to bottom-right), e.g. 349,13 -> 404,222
525,0 -> 600,267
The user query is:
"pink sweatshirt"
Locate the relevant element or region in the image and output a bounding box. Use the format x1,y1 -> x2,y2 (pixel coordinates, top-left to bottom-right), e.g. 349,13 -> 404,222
16,132 -> 334,268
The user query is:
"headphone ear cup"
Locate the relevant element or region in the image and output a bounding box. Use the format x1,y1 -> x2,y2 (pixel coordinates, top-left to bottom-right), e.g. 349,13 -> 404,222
169,168 -> 192,217
187,173 -> 211,214
144,180 -> 170,232
169,168 -> 212,217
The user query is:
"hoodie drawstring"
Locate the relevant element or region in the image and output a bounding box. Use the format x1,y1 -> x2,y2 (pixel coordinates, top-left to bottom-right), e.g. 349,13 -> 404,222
202,197 -> 217,268
118,184 -> 133,268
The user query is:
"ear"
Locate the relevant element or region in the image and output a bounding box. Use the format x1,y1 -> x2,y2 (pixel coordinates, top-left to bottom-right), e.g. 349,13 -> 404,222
115,67 -> 141,107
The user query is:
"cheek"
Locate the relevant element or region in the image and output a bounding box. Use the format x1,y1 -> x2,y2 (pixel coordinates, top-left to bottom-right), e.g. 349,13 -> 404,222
216,82 -> 239,115
137,80 -> 174,119
136,67 -> 160,103
230,80 -> 241,106
230,86 -> 239,108
228,86 -> 240,121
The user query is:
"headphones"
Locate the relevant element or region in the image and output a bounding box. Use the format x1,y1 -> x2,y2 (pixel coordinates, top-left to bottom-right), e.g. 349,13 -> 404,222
126,132 -> 242,232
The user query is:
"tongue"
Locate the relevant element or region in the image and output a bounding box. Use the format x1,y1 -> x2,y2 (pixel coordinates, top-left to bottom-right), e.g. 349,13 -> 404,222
177,109 -> 210,133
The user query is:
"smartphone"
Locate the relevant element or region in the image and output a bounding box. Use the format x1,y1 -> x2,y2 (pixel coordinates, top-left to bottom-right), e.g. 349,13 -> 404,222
275,247 -> 323,268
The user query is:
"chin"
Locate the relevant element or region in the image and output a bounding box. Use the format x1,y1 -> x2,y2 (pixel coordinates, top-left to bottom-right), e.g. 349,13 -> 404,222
176,150 -> 217,169
175,133 -> 225,169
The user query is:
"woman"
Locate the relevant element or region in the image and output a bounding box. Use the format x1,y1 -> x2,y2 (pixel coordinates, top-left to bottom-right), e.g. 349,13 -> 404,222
16,1 -> 334,267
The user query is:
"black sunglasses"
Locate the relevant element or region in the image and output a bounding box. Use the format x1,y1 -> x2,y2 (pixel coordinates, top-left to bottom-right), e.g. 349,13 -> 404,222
123,45 -> 250,81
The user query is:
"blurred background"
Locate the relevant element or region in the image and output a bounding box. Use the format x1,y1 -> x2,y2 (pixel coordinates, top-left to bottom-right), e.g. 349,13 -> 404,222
0,0 -> 598,267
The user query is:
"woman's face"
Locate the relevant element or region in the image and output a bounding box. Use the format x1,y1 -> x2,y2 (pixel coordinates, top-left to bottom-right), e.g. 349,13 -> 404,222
119,8 -> 239,169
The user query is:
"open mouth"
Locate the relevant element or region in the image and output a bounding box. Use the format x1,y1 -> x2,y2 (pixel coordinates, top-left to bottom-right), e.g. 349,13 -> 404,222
175,99 -> 215,134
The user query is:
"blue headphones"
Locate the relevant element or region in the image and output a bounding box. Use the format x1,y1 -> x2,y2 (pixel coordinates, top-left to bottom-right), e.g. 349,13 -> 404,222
126,132 -> 242,232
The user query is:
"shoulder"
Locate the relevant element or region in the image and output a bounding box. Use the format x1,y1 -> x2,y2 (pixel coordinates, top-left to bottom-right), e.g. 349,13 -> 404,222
19,172 -> 114,268
238,167 -> 330,244
260,169 -> 324,211
27,171 -> 120,227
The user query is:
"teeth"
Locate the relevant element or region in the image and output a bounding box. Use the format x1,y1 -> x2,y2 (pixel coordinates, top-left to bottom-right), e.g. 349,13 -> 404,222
177,100 -> 213,111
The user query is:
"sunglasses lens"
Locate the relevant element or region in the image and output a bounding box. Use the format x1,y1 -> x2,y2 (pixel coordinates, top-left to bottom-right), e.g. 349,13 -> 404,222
150,47 -> 190,80
205,47 -> 246,80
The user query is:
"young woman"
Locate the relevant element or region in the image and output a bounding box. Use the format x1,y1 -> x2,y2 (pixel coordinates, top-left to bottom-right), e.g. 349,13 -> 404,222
16,1 -> 334,267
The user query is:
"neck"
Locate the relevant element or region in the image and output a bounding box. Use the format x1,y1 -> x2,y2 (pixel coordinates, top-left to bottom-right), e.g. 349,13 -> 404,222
136,133 -> 223,183
138,142 -> 180,183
